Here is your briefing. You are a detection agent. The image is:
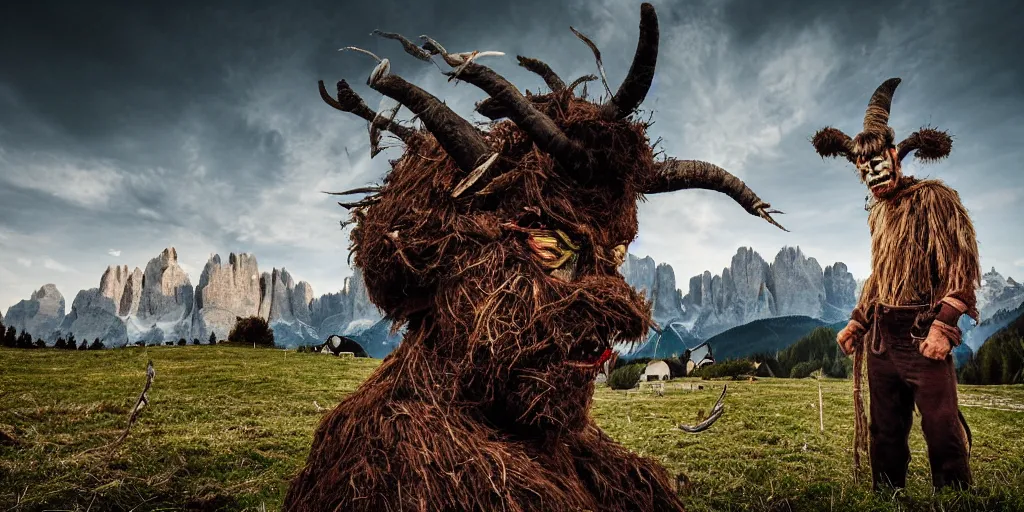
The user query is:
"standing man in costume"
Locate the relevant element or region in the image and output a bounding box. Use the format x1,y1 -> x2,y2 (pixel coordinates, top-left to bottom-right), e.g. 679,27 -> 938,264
811,78 -> 980,491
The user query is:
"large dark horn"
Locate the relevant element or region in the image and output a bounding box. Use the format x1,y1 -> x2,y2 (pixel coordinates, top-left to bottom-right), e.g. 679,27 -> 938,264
647,159 -> 787,231
338,45 -> 493,173
381,30 -> 587,172
896,127 -> 953,163
447,61 -> 586,170
369,74 -> 492,173
863,77 -> 901,133
600,2 -> 659,120
318,80 -> 416,142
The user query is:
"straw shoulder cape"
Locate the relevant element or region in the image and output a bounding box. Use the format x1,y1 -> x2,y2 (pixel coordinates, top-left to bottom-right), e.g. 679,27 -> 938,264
852,177 -> 981,325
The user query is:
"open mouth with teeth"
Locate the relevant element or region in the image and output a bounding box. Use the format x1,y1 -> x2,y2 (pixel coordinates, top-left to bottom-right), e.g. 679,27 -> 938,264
867,173 -> 892,191
564,334 -> 617,370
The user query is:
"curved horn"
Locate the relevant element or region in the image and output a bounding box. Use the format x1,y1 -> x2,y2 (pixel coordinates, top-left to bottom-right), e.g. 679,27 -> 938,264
516,56 -> 566,91
896,127 -> 953,163
369,74 -> 492,173
647,159 -> 787,231
601,2 -> 659,120
863,77 -> 901,133
810,126 -> 854,161
318,80 -> 416,142
386,32 -> 586,172
448,61 -> 586,170
343,40 -> 492,172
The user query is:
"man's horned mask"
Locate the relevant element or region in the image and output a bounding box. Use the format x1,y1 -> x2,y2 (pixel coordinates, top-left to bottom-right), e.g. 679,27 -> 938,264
811,78 -> 953,196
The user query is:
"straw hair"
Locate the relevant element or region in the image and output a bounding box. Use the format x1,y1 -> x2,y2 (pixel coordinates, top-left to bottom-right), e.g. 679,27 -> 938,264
856,178 -> 981,317
289,4 -> 787,509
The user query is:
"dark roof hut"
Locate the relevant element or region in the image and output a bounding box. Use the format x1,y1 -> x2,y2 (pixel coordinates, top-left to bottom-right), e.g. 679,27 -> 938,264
316,335 -> 368,358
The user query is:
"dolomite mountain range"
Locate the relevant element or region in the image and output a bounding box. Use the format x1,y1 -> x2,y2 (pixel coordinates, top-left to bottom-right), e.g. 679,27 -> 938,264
4,246 -> 1022,352
2,248 -> 381,347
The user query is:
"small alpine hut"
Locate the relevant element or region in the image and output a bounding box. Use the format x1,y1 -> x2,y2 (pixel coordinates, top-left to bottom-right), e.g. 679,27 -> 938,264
683,340 -> 715,374
316,335 -> 368,358
640,360 -> 671,382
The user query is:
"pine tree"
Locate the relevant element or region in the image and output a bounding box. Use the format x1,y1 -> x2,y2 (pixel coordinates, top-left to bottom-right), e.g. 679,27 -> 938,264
34,338 -> 46,349
209,332 -> 217,345
54,337 -> 67,349
229,317 -> 275,347
66,333 -> 78,350
3,326 -> 16,348
78,340 -> 88,351
16,330 -> 33,349
89,339 -> 105,350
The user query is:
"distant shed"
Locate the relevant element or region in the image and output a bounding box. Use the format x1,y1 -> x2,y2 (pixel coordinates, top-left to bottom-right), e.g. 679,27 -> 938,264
640,360 -> 671,382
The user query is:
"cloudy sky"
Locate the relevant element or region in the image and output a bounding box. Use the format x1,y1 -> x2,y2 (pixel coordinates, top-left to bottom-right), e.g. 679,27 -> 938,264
1,0 -> 1022,312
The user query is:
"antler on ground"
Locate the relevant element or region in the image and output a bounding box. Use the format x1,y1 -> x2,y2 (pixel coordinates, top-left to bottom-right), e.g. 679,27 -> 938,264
105,360 -> 155,456
646,159 -> 787,231
679,384 -> 726,433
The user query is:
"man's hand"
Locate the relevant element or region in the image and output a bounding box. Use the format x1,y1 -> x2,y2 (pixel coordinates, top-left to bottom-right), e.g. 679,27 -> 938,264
920,319 -> 959,360
837,319 -> 866,355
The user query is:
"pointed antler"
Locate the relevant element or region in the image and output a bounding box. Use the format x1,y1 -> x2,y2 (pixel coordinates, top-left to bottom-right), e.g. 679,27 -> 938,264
647,159 -> 787,231
600,2 -> 659,120
374,32 -> 588,173
516,56 -> 566,92
327,47 -> 493,173
318,80 -> 416,142
371,74 -> 493,173
680,384 -> 727,433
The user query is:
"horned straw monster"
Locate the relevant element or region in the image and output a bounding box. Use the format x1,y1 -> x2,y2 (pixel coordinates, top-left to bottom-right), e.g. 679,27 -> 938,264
285,4 -> 785,511
812,78 -> 979,491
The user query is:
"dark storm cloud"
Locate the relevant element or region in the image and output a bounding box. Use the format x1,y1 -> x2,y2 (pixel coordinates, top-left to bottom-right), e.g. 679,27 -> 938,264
1,0 -> 1022,311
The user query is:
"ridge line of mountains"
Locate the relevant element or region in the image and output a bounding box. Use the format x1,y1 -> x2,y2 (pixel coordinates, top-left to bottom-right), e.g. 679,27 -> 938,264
4,246 -> 1022,358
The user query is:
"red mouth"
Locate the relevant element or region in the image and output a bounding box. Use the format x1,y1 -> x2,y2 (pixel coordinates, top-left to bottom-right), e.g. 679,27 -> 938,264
565,348 -> 613,370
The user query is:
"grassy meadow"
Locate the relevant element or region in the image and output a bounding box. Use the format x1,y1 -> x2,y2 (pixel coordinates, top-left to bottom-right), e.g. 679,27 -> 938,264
1,346 -> 1022,511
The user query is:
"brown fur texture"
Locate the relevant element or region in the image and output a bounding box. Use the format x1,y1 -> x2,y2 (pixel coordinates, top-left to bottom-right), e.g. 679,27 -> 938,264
849,177 -> 981,478
282,4 -> 785,511
811,126 -> 854,161
283,94 -> 687,511
812,78 -> 977,481
896,127 -> 954,163
854,178 -> 981,320
811,78 -> 952,167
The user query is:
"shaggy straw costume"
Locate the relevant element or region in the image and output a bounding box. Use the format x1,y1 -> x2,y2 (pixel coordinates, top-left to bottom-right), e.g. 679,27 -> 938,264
812,78 -> 980,491
285,4 -> 785,511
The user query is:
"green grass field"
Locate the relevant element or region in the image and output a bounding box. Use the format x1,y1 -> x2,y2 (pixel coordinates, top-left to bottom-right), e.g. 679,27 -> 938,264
1,346 -> 1022,511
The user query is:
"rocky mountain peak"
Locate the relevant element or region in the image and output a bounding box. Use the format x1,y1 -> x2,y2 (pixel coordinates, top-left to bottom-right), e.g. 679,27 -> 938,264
977,267 -> 1024,321
3,284 -> 65,342
623,246 -> 856,339
99,265 -> 131,315
192,252 -> 262,341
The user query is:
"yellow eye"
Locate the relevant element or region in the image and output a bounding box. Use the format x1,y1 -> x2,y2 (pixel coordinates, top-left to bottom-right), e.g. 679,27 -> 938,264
524,228 -> 579,269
